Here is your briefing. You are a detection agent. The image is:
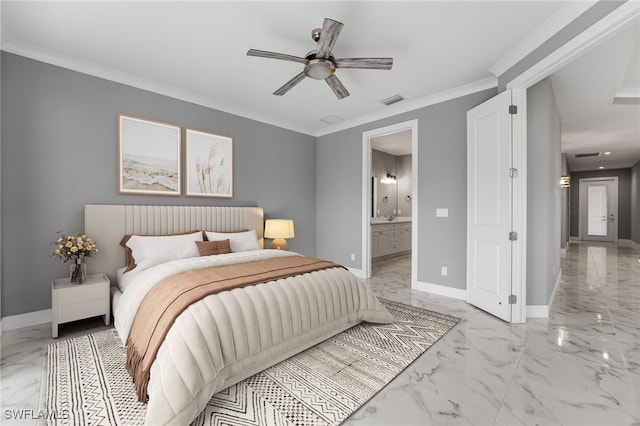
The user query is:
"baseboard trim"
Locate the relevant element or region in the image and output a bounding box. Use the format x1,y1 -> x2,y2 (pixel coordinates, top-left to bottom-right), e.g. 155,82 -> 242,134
547,269 -> 561,312
347,267 -> 366,279
2,309 -> 51,331
618,239 -> 640,248
527,305 -> 549,318
413,281 -> 467,300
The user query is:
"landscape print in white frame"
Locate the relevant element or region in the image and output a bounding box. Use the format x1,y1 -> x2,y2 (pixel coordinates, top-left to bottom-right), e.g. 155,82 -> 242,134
186,128 -> 233,198
118,114 -> 181,196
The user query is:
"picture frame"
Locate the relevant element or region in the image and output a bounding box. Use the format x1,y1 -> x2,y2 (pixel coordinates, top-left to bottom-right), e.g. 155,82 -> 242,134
185,128 -> 233,198
118,114 -> 181,196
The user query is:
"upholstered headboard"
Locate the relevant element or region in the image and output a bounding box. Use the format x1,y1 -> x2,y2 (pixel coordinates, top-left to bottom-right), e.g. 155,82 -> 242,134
84,205 -> 264,284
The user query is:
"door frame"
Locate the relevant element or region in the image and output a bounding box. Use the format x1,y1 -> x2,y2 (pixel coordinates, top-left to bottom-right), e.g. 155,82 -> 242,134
503,2 -> 637,322
361,120 -> 418,283
578,177 -> 619,242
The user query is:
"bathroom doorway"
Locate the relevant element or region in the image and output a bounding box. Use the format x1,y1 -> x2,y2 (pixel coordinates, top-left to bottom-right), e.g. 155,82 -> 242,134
361,120 -> 417,284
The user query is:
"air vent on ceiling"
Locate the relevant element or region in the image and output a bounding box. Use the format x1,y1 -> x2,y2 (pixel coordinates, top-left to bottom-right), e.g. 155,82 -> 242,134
379,94 -> 405,106
575,152 -> 601,158
318,115 -> 344,125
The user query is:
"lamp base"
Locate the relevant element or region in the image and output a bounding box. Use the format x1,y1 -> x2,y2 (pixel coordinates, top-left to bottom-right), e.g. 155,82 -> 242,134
270,238 -> 289,250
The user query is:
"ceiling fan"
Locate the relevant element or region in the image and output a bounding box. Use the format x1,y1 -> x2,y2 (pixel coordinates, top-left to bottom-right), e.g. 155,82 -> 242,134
247,18 -> 393,99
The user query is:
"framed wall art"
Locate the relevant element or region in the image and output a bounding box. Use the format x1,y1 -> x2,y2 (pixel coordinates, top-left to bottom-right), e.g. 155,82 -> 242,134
118,114 -> 181,196
185,128 -> 233,198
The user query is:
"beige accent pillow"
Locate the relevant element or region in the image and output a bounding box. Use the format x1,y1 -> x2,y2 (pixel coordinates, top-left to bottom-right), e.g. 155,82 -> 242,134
195,240 -> 232,257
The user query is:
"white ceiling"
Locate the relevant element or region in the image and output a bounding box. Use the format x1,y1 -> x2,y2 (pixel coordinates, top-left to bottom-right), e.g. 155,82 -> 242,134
372,129 -> 412,156
2,1 -> 638,172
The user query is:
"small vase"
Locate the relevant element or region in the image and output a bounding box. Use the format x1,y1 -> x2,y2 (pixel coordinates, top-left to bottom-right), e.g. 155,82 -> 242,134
70,258 -> 87,284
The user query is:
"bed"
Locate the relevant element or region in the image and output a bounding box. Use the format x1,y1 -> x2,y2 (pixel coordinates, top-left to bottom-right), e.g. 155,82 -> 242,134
84,204 -> 393,425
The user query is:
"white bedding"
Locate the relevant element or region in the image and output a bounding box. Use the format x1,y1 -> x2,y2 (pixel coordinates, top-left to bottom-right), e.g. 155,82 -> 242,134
114,249 -> 393,425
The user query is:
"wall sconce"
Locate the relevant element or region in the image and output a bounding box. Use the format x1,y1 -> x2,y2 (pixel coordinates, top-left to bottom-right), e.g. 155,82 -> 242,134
264,219 -> 295,250
560,176 -> 570,188
381,173 -> 397,184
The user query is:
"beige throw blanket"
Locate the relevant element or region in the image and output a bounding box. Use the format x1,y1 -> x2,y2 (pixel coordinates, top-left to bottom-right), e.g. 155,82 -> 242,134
126,256 -> 344,402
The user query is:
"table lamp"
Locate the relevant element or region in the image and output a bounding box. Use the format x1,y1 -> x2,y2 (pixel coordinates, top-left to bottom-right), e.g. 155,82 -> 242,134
264,219 -> 295,250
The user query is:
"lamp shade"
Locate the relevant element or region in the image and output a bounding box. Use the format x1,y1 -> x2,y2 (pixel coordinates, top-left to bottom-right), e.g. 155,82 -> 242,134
264,219 -> 295,239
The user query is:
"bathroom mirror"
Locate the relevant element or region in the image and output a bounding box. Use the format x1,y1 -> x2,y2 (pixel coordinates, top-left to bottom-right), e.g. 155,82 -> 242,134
371,147 -> 412,220
372,176 -> 398,219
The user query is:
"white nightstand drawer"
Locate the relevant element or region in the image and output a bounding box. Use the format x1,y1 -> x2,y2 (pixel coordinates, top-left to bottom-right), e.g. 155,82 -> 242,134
58,300 -> 107,323
52,273 -> 110,338
57,284 -> 104,306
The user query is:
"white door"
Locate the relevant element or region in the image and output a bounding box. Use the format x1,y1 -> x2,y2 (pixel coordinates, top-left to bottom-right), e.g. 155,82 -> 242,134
587,185 -> 607,236
467,90 -> 514,322
580,178 -> 618,242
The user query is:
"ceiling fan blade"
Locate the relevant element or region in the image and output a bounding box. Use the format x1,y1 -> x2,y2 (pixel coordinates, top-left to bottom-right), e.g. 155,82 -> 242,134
326,74 -> 350,99
316,18 -> 343,59
247,49 -> 306,64
273,72 -> 307,96
334,58 -> 393,70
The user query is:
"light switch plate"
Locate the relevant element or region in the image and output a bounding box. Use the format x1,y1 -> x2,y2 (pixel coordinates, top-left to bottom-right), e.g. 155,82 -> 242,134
436,208 -> 449,217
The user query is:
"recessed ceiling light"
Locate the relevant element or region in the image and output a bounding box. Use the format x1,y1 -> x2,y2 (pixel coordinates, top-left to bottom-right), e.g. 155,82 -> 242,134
599,166 -> 605,169
604,152 -> 611,155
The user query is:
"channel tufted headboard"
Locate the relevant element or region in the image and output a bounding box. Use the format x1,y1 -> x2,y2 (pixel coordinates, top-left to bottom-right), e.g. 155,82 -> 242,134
84,205 -> 264,284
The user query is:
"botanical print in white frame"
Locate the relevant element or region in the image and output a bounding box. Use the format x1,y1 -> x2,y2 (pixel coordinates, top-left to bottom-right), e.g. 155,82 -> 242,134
118,114 -> 181,196
185,128 -> 233,198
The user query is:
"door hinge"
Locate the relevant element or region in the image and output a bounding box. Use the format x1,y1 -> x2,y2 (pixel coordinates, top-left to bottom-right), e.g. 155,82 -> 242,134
509,105 -> 518,114
509,168 -> 518,178
509,231 -> 518,241
508,295 -> 517,304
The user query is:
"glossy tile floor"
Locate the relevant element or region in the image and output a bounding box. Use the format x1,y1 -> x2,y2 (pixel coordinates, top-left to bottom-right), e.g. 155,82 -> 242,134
1,241 -> 639,425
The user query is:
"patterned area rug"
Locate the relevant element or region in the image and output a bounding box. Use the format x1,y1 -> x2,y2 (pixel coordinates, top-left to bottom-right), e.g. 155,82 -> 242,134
47,299 -> 459,425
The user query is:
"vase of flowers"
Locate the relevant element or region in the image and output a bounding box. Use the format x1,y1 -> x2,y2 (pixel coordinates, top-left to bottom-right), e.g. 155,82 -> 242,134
51,231 -> 98,284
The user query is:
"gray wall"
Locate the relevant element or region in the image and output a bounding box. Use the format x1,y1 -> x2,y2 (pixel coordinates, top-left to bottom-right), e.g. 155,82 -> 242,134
0,42 -> 2,325
397,154 -> 412,216
317,88 -> 497,290
569,168 -> 632,239
632,160 -> 640,244
1,52 -> 316,317
560,154 -> 570,248
498,1 -> 625,90
527,77 -> 561,306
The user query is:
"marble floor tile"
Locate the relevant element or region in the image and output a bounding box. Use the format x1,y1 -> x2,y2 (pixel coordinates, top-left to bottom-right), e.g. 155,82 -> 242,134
1,242 -> 639,425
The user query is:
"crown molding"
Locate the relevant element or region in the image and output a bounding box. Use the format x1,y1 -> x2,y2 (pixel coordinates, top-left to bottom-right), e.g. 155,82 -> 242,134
1,40 -> 317,136
3,41 -> 497,139
315,77 -> 498,137
489,1 -> 597,78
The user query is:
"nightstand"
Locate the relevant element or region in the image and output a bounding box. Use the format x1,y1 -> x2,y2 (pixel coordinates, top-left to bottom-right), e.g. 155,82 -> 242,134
51,273 -> 110,338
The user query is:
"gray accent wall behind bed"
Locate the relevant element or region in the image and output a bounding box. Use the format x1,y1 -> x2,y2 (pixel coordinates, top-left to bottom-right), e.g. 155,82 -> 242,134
1,52 -> 316,317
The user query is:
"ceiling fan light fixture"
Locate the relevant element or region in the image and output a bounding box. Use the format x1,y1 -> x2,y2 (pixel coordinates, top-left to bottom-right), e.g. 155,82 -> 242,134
305,59 -> 333,80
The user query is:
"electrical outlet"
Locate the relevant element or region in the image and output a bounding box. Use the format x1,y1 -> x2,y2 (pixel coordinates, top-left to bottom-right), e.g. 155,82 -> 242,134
350,253 -> 355,261
441,266 -> 448,276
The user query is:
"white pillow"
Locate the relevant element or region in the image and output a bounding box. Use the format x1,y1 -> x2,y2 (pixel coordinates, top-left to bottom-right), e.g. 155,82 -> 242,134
205,230 -> 259,252
126,231 -> 203,271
